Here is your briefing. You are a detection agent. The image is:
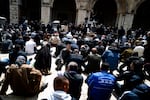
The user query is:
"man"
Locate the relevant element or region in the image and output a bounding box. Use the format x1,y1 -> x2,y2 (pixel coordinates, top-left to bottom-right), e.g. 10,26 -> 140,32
34,43 -> 52,75
116,59 -> 144,97
25,35 -> 36,55
48,76 -> 72,100
14,35 -> 25,50
94,40 -> 105,55
9,44 -> 27,65
133,41 -> 144,57
1,35 -> 13,53
69,49 -> 85,73
0,56 -> 43,96
86,63 -> 116,100
56,41 -> 72,70
119,75 -> 150,100
85,48 -> 101,74
64,62 -> 83,100
102,43 -> 120,72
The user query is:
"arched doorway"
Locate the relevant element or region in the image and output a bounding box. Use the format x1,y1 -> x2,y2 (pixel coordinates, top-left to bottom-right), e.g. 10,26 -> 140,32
133,0 -> 150,30
0,0 -> 9,21
20,0 -> 41,23
93,0 -> 117,26
52,0 -> 76,23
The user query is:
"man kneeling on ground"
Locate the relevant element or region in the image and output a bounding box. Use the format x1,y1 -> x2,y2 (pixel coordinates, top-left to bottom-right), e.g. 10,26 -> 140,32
0,56 -> 46,96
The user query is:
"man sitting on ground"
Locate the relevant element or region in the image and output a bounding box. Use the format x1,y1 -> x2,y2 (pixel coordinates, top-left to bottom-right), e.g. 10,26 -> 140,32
86,63 -> 116,100
48,76 -> 72,100
0,56 -> 45,96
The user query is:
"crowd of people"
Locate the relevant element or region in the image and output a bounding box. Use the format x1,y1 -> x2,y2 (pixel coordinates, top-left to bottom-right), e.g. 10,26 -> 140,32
0,20 -> 150,100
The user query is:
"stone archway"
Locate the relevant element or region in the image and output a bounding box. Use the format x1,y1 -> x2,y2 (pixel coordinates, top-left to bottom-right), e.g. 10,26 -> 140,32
52,0 -> 76,23
133,0 -> 150,30
92,0 -> 117,26
20,0 -> 41,23
0,0 -> 9,21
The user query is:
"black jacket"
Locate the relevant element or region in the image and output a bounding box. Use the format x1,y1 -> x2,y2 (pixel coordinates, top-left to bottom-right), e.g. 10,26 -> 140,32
119,83 -> 150,100
64,71 -> 83,100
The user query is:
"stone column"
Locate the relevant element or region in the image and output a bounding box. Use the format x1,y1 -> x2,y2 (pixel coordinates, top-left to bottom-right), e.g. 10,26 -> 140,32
76,9 -> 87,25
123,13 -> 134,30
41,0 -> 51,25
9,0 -> 19,24
117,13 -> 134,31
76,1 -> 88,25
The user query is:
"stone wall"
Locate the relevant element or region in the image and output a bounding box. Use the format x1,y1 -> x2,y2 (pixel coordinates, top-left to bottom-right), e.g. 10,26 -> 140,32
8,0 -> 147,30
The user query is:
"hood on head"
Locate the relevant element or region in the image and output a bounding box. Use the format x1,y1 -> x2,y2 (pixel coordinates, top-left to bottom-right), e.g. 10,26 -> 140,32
53,91 -> 71,100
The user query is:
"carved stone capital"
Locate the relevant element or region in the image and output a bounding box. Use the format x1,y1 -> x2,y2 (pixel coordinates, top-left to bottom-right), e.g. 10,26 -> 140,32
10,0 -> 19,5
42,0 -> 50,6
76,1 -> 88,10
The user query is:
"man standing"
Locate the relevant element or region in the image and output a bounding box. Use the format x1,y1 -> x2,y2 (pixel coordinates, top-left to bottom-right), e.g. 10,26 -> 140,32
86,63 -> 116,100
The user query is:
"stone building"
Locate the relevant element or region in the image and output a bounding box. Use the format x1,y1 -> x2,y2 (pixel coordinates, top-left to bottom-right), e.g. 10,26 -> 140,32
0,0 -> 150,30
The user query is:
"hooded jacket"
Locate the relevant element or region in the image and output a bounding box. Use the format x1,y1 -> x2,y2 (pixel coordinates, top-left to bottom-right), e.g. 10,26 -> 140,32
48,90 -> 72,100
64,71 -> 83,99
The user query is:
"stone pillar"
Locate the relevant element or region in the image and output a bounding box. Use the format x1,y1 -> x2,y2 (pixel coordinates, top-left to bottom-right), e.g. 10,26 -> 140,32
9,0 -> 19,24
76,9 -> 87,25
41,0 -> 51,25
76,1 -> 88,25
117,13 -> 134,31
123,13 -> 134,31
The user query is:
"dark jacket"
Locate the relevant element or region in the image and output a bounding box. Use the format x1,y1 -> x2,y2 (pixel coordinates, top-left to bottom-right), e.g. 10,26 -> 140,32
1,39 -> 13,53
60,48 -> 72,64
69,54 -> 85,73
9,50 -> 27,65
34,45 -> 51,70
64,71 -> 83,100
119,83 -> 150,100
86,53 -> 101,73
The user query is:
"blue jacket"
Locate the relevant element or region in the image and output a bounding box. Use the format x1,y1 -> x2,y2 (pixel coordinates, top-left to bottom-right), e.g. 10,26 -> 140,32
86,71 -> 116,100
102,49 -> 120,70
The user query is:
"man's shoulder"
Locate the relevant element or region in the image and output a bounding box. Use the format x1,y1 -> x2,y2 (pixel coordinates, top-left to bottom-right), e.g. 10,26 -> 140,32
18,50 -> 26,55
7,64 -> 18,70
92,72 -> 116,79
119,91 -> 139,100
89,54 -> 101,58
64,72 -> 83,81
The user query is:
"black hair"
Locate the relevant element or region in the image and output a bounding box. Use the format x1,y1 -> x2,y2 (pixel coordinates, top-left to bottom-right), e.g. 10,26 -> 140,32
67,62 -> 78,72
101,63 -> 109,71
